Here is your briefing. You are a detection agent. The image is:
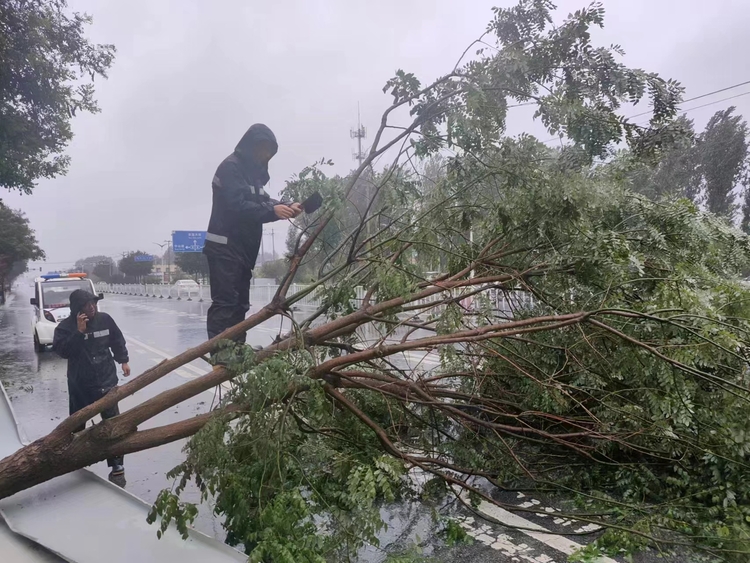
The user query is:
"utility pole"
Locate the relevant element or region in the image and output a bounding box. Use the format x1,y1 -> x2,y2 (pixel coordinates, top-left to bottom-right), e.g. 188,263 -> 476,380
111,255 -> 121,278
119,252 -> 128,281
351,104 -> 371,239
350,103 -> 367,167
153,241 -> 170,283
260,229 -> 277,263
167,240 -> 172,283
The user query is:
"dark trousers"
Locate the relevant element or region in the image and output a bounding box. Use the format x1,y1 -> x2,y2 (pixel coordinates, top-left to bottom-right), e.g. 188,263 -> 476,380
68,379 -> 123,468
206,252 -> 252,343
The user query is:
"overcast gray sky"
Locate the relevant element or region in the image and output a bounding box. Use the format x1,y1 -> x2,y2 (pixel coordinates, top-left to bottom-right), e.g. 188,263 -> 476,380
8,0 -> 750,270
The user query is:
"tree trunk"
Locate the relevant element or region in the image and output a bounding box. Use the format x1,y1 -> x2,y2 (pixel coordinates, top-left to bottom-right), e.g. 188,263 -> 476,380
0,402 -> 234,500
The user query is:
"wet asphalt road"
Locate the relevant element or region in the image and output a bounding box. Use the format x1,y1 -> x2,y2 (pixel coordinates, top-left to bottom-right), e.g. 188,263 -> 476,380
0,279 -> 685,563
0,280 -> 230,539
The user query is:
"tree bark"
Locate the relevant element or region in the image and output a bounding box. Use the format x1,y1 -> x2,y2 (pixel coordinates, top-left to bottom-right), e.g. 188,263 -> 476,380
0,402 -> 242,500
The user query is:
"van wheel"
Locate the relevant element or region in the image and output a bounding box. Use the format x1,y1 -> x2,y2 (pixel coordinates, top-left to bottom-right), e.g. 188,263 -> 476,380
34,332 -> 46,353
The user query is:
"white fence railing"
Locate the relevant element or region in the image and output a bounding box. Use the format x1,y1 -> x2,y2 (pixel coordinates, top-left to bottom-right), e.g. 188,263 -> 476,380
95,282 -> 535,317
95,283 -> 326,308
96,283 -> 201,301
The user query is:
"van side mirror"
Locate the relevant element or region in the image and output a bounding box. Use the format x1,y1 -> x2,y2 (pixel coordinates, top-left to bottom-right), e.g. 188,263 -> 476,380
98,293 -> 105,300
30,298 -> 37,306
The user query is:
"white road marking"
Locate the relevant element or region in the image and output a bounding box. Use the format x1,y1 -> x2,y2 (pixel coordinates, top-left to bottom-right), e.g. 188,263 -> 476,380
470,495 -> 617,563
126,335 -> 208,376
574,523 -> 602,533
125,335 -> 232,392
406,469 -> 594,562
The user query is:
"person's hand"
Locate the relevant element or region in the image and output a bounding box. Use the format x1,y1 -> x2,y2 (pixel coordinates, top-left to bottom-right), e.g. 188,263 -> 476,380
77,313 -> 89,334
290,202 -> 303,218
274,205 -> 295,220
122,363 -> 131,377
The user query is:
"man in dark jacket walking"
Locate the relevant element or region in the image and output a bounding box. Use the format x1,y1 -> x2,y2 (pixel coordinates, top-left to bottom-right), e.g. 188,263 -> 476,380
53,289 -> 130,485
204,124 -> 301,346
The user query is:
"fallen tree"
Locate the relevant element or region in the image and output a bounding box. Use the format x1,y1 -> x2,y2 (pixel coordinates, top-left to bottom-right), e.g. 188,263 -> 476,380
3,2 -> 750,561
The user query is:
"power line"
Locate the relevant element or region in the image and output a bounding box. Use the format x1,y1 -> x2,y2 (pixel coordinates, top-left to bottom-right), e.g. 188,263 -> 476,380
629,78 -> 750,119
684,78 -> 750,103
671,90 -> 750,117
539,83 -> 750,146
506,80 -> 750,121
627,91 -> 750,132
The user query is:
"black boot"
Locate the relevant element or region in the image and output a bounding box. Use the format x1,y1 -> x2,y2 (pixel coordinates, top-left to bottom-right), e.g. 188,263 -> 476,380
108,464 -> 126,488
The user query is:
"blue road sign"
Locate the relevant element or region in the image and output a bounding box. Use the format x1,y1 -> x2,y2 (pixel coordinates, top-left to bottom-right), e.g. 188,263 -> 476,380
134,255 -> 154,262
172,231 -> 207,253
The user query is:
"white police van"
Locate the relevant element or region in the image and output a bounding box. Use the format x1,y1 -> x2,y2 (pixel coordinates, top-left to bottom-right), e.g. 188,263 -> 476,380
30,273 -> 102,352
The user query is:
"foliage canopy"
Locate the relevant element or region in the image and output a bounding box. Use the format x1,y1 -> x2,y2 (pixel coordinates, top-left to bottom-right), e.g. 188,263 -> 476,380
2,2 -> 750,562
148,2 -> 750,561
0,0 -> 115,193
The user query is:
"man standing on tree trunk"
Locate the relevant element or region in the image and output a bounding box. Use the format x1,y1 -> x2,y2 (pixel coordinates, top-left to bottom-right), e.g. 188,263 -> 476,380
203,124 -> 301,354
52,290 -> 130,486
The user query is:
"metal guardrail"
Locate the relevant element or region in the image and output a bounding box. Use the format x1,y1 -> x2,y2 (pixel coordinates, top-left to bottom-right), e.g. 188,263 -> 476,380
95,282 -> 323,307
95,282 -> 535,317
97,283 -> 203,301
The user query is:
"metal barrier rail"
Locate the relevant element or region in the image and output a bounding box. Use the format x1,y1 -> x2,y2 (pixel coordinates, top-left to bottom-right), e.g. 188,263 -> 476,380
97,283 -> 203,301
95,283 -> 535,316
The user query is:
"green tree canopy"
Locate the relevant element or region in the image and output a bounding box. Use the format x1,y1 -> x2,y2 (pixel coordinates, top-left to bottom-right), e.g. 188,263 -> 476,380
700,107 -> 749,220
174,252 -> 209,282
614,108 -> 750,229
5,3 -> 750,562
90,258 -> 115,281
0,202 -> 44,286
118,251 -> 153,282
0,0 -> 115,193
614,115 -> 700,201
255,259 -> 288,283
74,254 -> 112,274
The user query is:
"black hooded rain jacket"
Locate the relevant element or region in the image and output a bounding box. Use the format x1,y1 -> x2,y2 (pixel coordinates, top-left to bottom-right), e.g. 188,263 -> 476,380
52,290 -> 129,392
204,124 -> 282,268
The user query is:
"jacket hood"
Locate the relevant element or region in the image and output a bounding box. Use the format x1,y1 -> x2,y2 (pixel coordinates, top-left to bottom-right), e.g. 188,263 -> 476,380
234,124 -> 278,185
69,289 -> 100,317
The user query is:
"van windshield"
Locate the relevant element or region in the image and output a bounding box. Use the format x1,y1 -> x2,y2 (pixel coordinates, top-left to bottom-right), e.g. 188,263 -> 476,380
41,281 -> 93,309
